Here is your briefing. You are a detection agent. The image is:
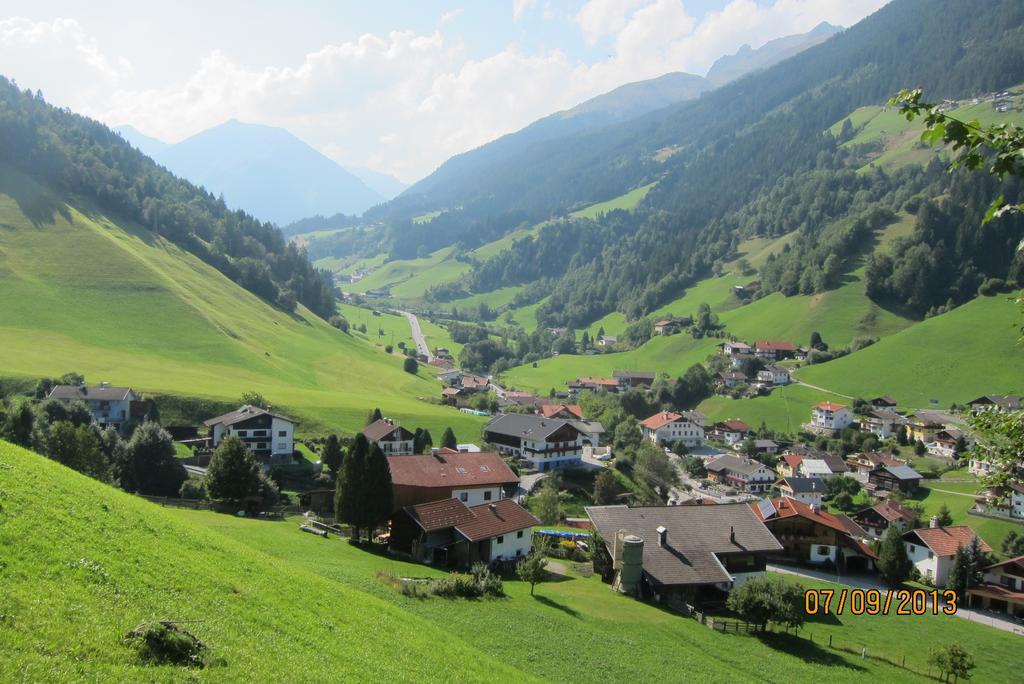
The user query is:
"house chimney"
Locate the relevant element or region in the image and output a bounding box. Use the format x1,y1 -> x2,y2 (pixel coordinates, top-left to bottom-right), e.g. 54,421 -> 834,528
489,504 -> 497,513
730,526 -> 735,543
930,515 -> 940,529
656,525 -> 667,547
431,447 -> 439,456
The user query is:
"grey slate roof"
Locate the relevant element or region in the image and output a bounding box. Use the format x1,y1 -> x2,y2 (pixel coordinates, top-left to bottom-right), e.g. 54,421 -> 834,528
48,384 -> 136,402
485,413 -> 579,440
203,405 -> 294,427
880,464 -> 922,481
779,477 -> 826,494
706,454 -> 768,475
586,504 -> 782,587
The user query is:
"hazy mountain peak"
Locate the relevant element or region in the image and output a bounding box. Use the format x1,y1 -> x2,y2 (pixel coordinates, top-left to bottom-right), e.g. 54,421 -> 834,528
706,23 -> 843,86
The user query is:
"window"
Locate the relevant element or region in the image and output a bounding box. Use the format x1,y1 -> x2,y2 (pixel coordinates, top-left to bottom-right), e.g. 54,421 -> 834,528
253,430 -> 267,437
278,430 -> 287,437
459,492 -> 468,502
817,546 -> 830,555
517,530 -> 524,539
256,442 -> 266,450
237,430 -> 247,437
496,536 -> 504,544
484,491 -> 492,501
927,551 -> 934,559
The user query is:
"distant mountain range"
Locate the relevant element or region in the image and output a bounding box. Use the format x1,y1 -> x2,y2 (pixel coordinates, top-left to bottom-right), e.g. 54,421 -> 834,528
115,121 -> 407,225
706,22 -> 843,86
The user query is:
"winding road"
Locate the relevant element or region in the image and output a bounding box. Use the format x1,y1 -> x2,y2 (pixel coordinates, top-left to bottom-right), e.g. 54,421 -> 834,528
398,310 -> 432,362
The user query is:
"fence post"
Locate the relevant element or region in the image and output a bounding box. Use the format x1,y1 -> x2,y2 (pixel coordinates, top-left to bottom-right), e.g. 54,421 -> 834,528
861,647 -> 866,660
829,635 -> 832,648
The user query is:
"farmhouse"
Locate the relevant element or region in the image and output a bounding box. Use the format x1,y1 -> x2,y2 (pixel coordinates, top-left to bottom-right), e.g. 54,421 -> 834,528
47,383 -> 150,434
728,353 -> 756,370
717,341 -> 751,356
904,410 -> 960,443
851,500 -> 919,539
752,497 -> 876,572
845,451 -> 905,477
866,464 -> 922,495
859,409 -> 903,439
653,318 -> 690,336
203,405 -> 295,464
363,419 -> 416,455
705,455 -> 774,494
387,450 -> 520,511
968,395 -> 1022,413
972,483 -> 1024,520
775,477 -> 827,506
798,459 -> 835,480
639,411 -> 706,448
484,414 -> 584,471
715,371 -> 747,389
966,556 -> 1024,619
709,419 -> 751,446
586,504 -> 782,606
539,404 -> 584,420
569,377 -> 620,393
756,365 -> 790,386
390,498 -> 539,566
809,402 -> 854,433
903,524 -> 992,587
869,395 -> 898,411
754,340 -> 795,361
613,370 -> 657,389
777,453 -> 804,478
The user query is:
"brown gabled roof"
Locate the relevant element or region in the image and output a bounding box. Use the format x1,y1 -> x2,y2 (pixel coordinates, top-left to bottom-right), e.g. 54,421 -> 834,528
754,497 -> 876,558
540,404 -> 584,420
755,340 -> 795,352
984,555 -> 1024,577
456,499 -> 540,542
387,452 -> 519,489
363,419 -> 414,442
576,377 -> 619,387
861,499 -> 918,524
203,404 -> 294,427
405,498 -> 477,532
715,419 -> 751,432
904,526 -> 992,557
781,453 -> 804,470
586,504 -> 781,587
640,410 -> 704,430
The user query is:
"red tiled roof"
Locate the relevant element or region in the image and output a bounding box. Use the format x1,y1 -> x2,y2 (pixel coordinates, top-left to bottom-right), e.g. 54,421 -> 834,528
782,454 -> 804,470
387,452 -> 519,489
753,497 -> 876,558
456,499 -> 540,542
755,340 -> 795,351
966,584 -> 1024,602
815,402 -> 847,411
871,500 -> 918,524
905,526 -> 992,557
441,387 -> 462,396
640,411 -> 683,430
405,498 -> 477,532
462,376 -> 488,389
540,404 -> 584,419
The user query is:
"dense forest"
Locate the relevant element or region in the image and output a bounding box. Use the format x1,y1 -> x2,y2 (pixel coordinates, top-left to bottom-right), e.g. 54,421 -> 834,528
347,0 -> 1024,329
0,78 -> 336,318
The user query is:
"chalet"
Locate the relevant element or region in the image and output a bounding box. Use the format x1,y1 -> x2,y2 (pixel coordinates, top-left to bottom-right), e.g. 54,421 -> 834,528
929,428 -> 964,457
968,395 -> 1022,413
705,455 -> 774,494
596,335 -> 618,349
869,395 -> 898,411
904,410 -> 960,443
729,353 -> 756,370
483,414 -> 584,471
775,477 -> 826,506
968,456 -> 997,478
799,459 -> 835,480
710,419 -> 751,447
966,556 -> 1024,619
845,451 -> 905,477
460,375 -> 489,393
793,346 -> 810,361
903,524 -> 992,587
777,453 -> 804,478
718,341 -> 752,356
586,504 -> 783,606
754,340 -> 795,361
47,383 -> 150,434
819,453 -> 850,477
390,498 -> 539,566
715,371 -> 747,389
441,386 -> 467,407
973,483 -> 1024,520
639,411 -> 706,448
613,370 -> 657,389
363,419 -> 416,456
386,450 -> 520,511
867,464 -> 922,495
809,402 -> 854,432
569,377 -> 620,393
653,318 -> 689,336
203,405 -> 295,464
747,439 -> 779,456
539,404 -> 584,420
859,409 -> 903,439
756,365 -> 790,386
752,497 -> 876,572
851,500 -> 918,539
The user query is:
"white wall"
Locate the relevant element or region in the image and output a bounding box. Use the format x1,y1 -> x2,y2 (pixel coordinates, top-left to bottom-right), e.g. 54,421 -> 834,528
905,541 -> 941,584
488,528 -> 532,562
271,417 -> 294,456
810,544 -> 837,564
452,486 -> 502,507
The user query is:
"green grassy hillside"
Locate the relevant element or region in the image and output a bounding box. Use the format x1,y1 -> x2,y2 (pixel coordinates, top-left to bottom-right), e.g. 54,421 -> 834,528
0,441 -> 526,682
0,165 -> 481,438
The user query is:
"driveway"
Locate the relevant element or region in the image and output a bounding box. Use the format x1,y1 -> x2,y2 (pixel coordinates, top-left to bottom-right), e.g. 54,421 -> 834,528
397,310 -> 432,362
769,564 -> 1024,636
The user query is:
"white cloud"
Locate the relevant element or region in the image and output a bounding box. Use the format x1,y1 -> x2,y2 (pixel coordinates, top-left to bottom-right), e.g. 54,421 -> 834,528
512,0 -> 537,21
439,8 -> 463,26
4,2 -> 890,183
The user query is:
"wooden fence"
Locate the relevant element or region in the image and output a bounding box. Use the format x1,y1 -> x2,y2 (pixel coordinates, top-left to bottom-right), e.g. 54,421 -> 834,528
137,494 -> 212,510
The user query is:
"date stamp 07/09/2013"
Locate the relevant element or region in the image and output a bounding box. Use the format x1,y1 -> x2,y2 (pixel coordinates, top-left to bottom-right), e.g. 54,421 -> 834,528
803,588 -> 959,616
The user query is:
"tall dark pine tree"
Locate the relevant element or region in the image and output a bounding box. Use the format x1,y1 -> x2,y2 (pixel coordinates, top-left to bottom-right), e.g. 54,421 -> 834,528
440,427 -> 458,450
363,443 -> 394,536
321,434 -> 343,473
336,434 -> 369,540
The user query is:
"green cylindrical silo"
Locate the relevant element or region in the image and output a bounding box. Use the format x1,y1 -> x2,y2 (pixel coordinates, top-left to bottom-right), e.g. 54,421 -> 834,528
619,534 -> 644,595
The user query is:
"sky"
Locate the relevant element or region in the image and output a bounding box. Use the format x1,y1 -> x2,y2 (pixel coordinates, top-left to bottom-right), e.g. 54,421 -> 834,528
0,0 -> 889,183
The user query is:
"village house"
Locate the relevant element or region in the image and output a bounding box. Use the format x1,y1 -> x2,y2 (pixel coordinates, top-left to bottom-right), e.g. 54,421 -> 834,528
969,456 -> 997,478
363,419 -> 416,456
756,365 -> 790,386
47,383 -> 150,434
709,419 -> 751,447
928,427 -> 964,457
972,483 -> 1024,520
539,405 -> 605,447
596,335 -> 618,349
968,395 -> 1022,413
903,524 -> 992,587
387,450 -> 520,511
568,377 -> 620,393
966,556 -> 1024,619
390,498 -> 539,567
203,405 -> 296,464
866,464 -> 922,495
539,404 -> 584,420
798,458 -> 836,480
752,497 -> 876,572
639,410 -> 706,448
754,340 -> 796,361
483,414 -> 584,471
904,410 -> 960,444
715,371 -> 748,390
777,453 -> 804,478
653,318 -> 690,336
809,402 -> 854,433
705,455 -> 775,494
586,504 -> 783,607
845,451 -> 905,478
775,477 -> 827,506
718,341 -> 752,356
851,500 -> 919,539
869,395 -> 898,411
613,370 -> 657,389
793,346 -> 810,361
728,353 -> 757,371
859,409 -> 903,439
744,439 -> 779,456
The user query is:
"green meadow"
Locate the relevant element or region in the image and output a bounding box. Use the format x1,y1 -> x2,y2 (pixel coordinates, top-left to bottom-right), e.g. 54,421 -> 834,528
0,165 -> 480,439
909,477 -> 1024,551
569,181 -> 657,219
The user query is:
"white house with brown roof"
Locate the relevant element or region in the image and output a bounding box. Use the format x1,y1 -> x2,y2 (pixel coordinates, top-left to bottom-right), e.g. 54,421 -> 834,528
363,419 -> 416,455
710,419 -> 751,446
754,340 -> 795,361
47,382 -> 148,433
756,365 -> 790,386
810,402 -> 854,432
484,414 -> 584,471
203,405 -> 295,463
967,556 -> 1024,619
705,455 -> 774,493
386,450 -> 520,511
639,411 -> 705,448
903,524 -> 992,587
859,409 -> 902,439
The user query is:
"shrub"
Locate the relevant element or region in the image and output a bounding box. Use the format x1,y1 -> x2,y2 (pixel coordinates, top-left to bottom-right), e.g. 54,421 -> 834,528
403,357 -> 419,374
385,344 -> 394,354
178,478 -> 208,500
125,622 -> 206,667
328,315 -> 350,333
